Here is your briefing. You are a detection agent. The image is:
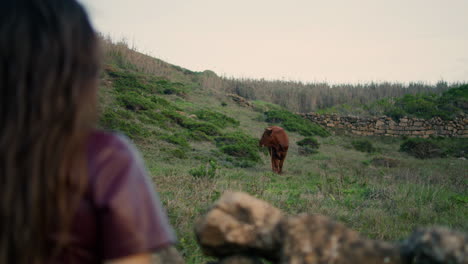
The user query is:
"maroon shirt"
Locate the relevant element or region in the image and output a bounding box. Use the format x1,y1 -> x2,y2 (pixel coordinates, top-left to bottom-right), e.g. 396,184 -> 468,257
57,130 -> 176,263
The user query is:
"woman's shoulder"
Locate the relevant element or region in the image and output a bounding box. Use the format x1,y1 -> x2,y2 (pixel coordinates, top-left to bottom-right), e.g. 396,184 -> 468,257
88,130 -> 135,154
86,130 -> 145,189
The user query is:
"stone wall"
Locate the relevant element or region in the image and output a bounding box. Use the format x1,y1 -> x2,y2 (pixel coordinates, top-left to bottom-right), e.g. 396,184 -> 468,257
196,192 -> 468,264
300,113 -> 468,138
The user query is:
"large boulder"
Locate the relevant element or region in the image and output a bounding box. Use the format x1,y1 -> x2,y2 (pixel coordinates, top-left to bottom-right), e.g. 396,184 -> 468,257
196,191 -> 468,264
195,191 -> 283,261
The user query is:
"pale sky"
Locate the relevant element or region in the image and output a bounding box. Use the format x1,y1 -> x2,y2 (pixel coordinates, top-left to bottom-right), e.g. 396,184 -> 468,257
79,0 -> 468,84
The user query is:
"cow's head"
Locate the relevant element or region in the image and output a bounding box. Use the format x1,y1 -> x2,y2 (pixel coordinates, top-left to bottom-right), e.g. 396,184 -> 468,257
259,127 -> 273,147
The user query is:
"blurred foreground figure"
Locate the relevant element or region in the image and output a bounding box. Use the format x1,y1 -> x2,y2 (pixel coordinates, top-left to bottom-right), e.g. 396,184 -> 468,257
0,0 -> 181,263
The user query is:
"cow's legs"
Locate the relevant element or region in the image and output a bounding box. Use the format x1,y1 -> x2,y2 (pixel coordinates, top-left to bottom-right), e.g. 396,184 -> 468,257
269,147 -> 275,171
278,151 -> 288,174
273,158 -> 280,173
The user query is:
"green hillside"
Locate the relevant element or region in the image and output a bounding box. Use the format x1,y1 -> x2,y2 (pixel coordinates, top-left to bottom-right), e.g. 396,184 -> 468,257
98,39 -> 467,263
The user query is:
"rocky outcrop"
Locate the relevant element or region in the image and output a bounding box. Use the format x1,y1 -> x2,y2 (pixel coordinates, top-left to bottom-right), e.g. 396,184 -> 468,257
300,113 -> 468,138
195,191 -> 283,261
227,94 -> 253,108
196,192 -> 468,264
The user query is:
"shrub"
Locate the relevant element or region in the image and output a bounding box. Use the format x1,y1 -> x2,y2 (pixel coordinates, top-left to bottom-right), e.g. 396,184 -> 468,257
116,91 -> 156,111
215,132 -> 261,167
297,137 -> 320,156
400,138 -> 442,159
100,110 -> 151,139
252,100 -> 282,113
264,110 -> 330,137
194,109 -> 239,128
187,130 -> 212,141
189,160 -> 218,179
384,85 -> 468,120
351,139 -> 376,153
182,121 -> 221,136
400,137 -> 467,159
107,68 -> 187,96
148,79 -> 187,96
159,133 -> 190,148
162,111 -> 221,136
297,137 -> 319,148
384,108 -> 406,121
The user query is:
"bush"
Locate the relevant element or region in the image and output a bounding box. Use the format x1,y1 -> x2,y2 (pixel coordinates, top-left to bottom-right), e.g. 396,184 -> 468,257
252,100 -> 282,113
100,110 -> 151,139
163,110 -> 221,136
117,91 -> 157,111
189,160 -> 218,179
215,132 -> 261,167
194,109 -> 239,128
298,146 -> 319,156
148,79 -> 186,96
400,137 -> 467,159
264,110 -> 330,137
351,139 -> 376,153
159,133 -> 190,148
297,137 -> 320,156
317,84 -> 468,120
400,138 -> 442,159
107,68 -> 187,96
297,137 -> 320,148
383,85 -> 468,120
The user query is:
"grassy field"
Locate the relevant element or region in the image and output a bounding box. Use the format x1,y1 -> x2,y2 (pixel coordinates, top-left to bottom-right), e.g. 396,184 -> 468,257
98,40 -> 467,264
141,132 -> 467,264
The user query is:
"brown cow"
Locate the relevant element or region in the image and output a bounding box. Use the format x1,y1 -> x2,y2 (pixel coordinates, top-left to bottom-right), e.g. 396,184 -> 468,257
259,126 -> 289,174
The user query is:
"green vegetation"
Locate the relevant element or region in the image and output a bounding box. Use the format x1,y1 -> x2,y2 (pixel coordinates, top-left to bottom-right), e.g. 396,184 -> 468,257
400,137 -> 468,159
384,85 -> 467,120
99,38 -> 467,264
319,84 -> 468,120
297,137 -> 320,155
264,110 -> 330,137
252,100 -> 283,113
214,132 -> 261,168
352,139 -> 377,153
189,160 -> 219,179
194,109 -> 239,128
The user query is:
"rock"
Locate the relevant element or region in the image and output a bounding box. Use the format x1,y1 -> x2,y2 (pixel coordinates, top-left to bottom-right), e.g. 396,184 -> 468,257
196,192 -> 468,264
376,120 -> 385,127
401,227 -> 468,264
227,94 -> 253,107
195,192 -> 283,261
281,214 -> 402,264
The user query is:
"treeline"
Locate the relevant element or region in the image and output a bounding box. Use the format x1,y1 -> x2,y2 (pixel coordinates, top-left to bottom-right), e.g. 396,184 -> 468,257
217,78 -> 464,113
318,84 -> 468,120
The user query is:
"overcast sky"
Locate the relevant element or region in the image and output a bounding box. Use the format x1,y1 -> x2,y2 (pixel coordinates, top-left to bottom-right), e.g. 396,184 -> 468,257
79,0 -> 468,84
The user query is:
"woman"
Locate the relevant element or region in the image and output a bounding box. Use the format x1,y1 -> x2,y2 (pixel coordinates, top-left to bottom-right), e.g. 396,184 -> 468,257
0,0 -> 179,263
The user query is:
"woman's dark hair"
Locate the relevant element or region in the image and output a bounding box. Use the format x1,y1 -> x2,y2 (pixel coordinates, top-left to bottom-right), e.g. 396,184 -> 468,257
0,0 -> 100,263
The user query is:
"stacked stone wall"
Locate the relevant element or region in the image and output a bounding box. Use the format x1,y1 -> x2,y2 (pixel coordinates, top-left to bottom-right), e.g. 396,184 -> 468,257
300,113 -> 468,138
